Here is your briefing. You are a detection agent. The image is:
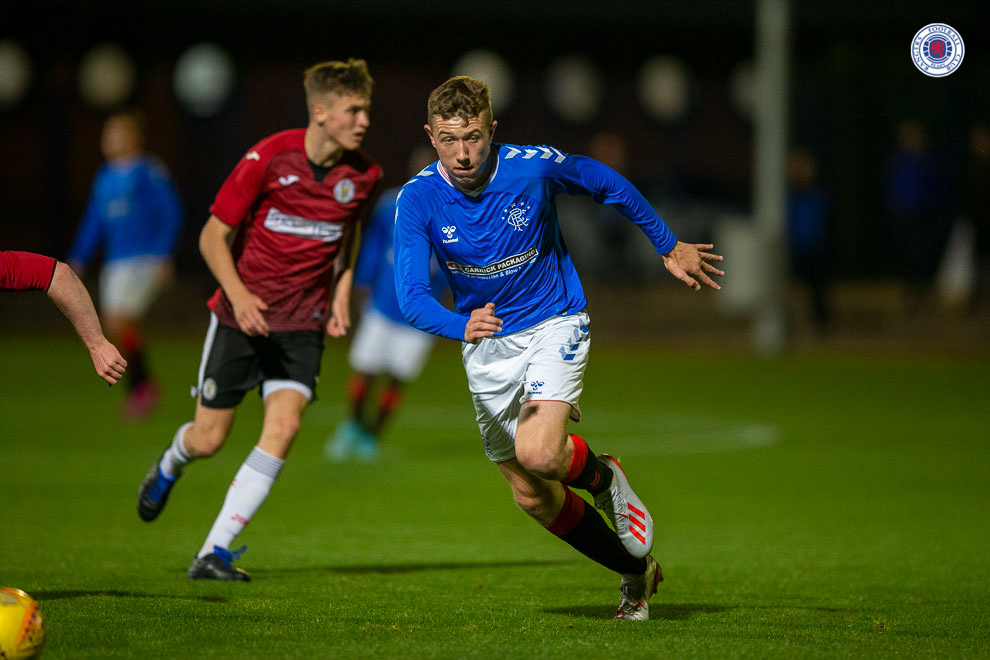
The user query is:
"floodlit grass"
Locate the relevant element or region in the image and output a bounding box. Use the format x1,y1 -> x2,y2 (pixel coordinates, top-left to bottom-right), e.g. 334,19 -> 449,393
1,334 -> 988,659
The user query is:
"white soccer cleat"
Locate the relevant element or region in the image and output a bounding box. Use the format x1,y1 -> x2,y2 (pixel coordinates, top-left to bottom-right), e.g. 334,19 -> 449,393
615,554 -> 663,620
594,454 -> 654,558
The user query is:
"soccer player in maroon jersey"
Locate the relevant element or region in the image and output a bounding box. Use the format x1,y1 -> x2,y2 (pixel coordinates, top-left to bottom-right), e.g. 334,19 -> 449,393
136,59 -> 382,581
1,250 -> 127,385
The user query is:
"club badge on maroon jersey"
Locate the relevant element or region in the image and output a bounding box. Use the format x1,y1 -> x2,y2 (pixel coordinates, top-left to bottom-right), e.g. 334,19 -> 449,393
334,178 -> 356,203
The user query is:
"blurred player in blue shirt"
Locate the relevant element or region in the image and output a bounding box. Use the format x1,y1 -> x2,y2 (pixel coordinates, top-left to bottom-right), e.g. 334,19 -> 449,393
325,147 -> 447,461
68,109 -> 183,418
393,76 -> 723,620
786,147 -> 831,332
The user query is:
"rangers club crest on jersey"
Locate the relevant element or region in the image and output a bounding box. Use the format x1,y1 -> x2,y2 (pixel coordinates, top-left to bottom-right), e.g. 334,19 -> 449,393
911,24 -> 964,77
502,201 -> 532,231
334,178 -> 356,203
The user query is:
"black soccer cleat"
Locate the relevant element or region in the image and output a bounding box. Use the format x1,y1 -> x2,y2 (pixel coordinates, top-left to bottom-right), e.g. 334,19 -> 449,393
188,546 -> 250,582
137,451 -> 178,522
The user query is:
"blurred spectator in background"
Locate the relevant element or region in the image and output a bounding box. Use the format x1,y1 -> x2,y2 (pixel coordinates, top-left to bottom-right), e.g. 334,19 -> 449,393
587,131 -> 642,285
2,250 -> 127,384
883,118 -> 944,312
68,109 -> 184,417
786,147 -> 831,333
964,121 -> 990,311
325,145 -> 447,462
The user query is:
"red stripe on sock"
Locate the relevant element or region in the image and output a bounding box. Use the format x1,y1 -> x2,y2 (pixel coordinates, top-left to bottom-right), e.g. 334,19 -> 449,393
563,434 -> 588,483
120,327 -> 142,354
379,387 -> 401,410
547,486 -> 586,537
347,375 -> 368,401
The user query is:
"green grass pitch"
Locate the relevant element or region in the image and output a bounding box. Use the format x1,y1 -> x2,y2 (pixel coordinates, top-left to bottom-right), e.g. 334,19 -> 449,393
1,334 -> 988,659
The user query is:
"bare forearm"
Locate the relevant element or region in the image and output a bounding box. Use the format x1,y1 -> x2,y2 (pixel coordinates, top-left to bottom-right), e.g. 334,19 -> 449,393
199,215 -> 249,301
200,214 -> 270,335
47,261 -> 127,383
47,261 -> 106,348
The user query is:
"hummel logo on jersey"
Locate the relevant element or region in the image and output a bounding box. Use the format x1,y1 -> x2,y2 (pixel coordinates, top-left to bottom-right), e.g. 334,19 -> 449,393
441,225 -> 458,244
278,175 -> 300,186
530,380 -> 544,394
246,151 -> 260,161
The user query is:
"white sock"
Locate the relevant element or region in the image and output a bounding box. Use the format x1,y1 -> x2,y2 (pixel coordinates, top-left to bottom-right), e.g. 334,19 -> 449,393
197,446 -> 284,558
160,422 -> 193,479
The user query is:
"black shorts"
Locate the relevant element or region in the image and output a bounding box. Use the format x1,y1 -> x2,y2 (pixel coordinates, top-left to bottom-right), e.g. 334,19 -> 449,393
197,315 -> 325,409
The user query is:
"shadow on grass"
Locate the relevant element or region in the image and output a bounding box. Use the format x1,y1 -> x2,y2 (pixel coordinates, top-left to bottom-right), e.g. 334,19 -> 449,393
33,590 -> 227,603
547,602 -> 733,620
253,558 -> 570,576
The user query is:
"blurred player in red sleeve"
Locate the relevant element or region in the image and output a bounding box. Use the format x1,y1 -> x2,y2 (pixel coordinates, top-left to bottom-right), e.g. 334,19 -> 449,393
135,59 -> 382,582
1,250 -> 126,385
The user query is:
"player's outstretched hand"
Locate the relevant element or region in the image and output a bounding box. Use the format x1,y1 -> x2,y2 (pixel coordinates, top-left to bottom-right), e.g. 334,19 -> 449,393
231,291 -> 270,337
465,302 -> 502,343
661,241 -> 724,291
89,338 -> 127,385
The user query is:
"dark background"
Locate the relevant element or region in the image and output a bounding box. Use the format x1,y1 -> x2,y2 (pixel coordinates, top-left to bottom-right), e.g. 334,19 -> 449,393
1,0 -> 987,307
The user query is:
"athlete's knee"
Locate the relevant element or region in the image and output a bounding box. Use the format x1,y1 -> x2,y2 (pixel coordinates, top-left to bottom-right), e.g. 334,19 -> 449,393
515,440 -> 568,480
265,410 -> 302,441
185,422 -> 228,458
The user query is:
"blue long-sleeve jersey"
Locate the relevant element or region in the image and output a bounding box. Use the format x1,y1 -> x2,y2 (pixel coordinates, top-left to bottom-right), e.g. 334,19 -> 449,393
68,155 -> 184,266
394,143 -> 677,341
355,187 -> 446,324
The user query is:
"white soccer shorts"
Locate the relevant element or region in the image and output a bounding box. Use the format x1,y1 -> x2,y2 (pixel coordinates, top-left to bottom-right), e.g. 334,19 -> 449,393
99,255 -> 167,318
348,306 -> 437,382
461,310 -> 590,463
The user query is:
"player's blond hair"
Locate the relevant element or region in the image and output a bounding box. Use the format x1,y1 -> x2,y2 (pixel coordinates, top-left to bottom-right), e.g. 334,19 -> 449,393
303,59 -> 374,104
427,76 -> 493,126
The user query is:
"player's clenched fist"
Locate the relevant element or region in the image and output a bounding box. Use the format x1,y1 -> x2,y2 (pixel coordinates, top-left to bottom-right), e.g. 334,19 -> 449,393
465,302 -> 502,343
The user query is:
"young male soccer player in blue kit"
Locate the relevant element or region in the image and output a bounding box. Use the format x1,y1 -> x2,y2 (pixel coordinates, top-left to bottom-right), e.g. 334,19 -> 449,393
393,76 -> 724,620
68,110 -> 183,417
325,148 -> 447,461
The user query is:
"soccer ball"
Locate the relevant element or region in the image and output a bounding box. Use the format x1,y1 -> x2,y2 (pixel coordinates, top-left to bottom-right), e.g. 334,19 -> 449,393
0,587 -> 45,659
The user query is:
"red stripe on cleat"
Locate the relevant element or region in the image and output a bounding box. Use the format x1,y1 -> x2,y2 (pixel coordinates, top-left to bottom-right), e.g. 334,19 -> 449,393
628,503 -> 646,518
631,528 -> 646,544
629,515 -> 647,532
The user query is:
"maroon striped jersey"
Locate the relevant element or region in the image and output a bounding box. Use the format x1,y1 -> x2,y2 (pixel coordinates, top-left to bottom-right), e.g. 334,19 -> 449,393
0,250 -> 57,292
207,129 -> 382,331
